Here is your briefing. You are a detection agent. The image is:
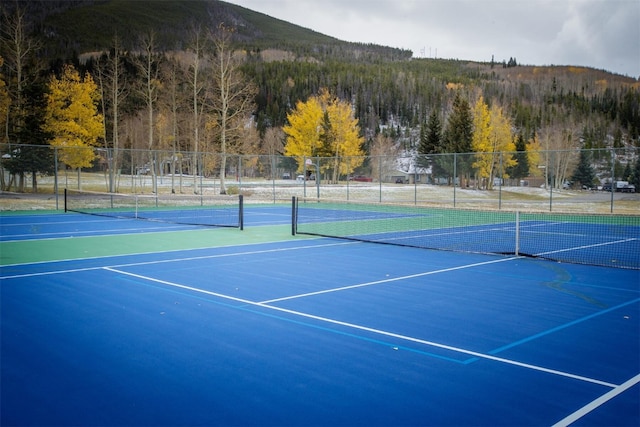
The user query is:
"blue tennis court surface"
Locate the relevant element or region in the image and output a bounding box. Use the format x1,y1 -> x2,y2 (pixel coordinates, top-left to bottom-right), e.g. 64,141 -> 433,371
1,206 -> 639,426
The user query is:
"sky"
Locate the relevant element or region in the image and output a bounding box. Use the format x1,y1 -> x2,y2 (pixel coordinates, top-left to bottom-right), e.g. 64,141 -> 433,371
226,0 -> 640,78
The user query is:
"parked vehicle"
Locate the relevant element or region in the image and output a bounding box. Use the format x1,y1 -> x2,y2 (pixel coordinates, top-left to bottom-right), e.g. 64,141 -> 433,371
620,184 -> 636,193
602,181 -> 636,193
136,165 -> 150,175
616,181 -> 636,193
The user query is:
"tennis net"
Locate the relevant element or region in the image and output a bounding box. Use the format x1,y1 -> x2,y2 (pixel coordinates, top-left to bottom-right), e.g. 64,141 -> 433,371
65,189 -> 243,229
292,197 -> 640,269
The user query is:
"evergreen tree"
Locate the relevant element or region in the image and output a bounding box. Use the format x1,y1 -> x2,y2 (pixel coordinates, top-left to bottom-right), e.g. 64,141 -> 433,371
444,92 -> 473,154
417,109 -> 444,179
571,150 -> 596,189
622,162 -> 632,182
420,110 -> 442,155
442,92 -> 474,184
2,78 -> 54,192
631,157 -> 640,188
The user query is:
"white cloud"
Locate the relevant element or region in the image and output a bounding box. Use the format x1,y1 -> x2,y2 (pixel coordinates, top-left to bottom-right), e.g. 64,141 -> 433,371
228,0 -> 640,77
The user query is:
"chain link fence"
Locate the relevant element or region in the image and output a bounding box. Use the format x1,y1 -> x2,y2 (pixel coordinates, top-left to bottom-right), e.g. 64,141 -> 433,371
1,143 -> 638,214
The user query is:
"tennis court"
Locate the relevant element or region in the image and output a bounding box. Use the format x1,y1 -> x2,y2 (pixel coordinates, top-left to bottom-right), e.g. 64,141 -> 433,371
1,198 -> 639,426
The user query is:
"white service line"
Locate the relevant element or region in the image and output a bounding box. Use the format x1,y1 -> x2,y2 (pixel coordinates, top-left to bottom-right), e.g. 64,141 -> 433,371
0,241 -> 356,279
552,373 -> 640,427
534,238 -> 638,257
104,265 -> 619,390
0,225 -> 191,241
261,256 -> 519,303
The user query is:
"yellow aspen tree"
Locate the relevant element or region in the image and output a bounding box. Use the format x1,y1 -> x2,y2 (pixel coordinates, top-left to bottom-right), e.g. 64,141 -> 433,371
472,97 -> 515,189
283,88 -> 364,180
527,133 -> 543,178
325,96 -> 365,182
44,65 -> 104,186
283,95 -> 324,164
471,97 -> 492,188
488,104 -> 516,180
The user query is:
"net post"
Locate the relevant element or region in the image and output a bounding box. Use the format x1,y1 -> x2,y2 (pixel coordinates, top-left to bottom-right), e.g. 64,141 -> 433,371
291,196 -> 297,236
64,188 -> 68,212
239,195 -> 244,230
515,211 -> 520,256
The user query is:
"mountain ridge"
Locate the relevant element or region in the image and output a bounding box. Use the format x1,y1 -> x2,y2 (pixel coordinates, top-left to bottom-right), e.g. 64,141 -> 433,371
5,0 -> 632,80
27,0 -> 410,62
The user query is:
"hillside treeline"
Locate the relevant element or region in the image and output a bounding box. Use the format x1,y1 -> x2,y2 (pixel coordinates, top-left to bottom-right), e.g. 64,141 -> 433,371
246,58 -> 640,142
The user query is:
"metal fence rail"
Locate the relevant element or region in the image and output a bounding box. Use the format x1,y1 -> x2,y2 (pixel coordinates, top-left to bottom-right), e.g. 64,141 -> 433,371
1,144 -> 638,214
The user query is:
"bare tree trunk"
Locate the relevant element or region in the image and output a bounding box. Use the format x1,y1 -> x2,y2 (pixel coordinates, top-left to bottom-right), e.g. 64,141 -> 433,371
210,24 -> 257,195
96,35 -> 127,193
187,27 -> 207,194
135,31 -> 160,194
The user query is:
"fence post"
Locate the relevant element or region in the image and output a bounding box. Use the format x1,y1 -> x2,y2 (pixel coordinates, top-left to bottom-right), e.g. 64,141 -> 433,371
199,152 -> 203,203
346,157 -> 350,201
378,155 -> 382,203
291,196 -> 297,235
414,156 -> 418,205
610,149 -> 615,213
515,211 -> 520,256
302,156 -> 307,198
549,151 -> 553,212
498,152 -> 503,210
239,194 -> 244,231
54,147 -> 59,210
271,155 -> 276,203
238,155 -> 243,194
453,153 -> 457,207
316,156 -> 320,199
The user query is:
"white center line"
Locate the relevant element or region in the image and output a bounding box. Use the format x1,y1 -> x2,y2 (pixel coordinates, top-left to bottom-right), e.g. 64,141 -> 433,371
104,265 -> 618,390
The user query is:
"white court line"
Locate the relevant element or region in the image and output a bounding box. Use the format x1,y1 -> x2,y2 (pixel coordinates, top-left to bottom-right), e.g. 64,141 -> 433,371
552,373 -> 640,427
534,238 -> 638,257
1,218 -> 122,227
261,257 -> 518,303
0,225 -> 192,242
0,241 -> 356,279
355,220 -> 567,244
103,266 -> 618,389
355,223 -> 517,242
